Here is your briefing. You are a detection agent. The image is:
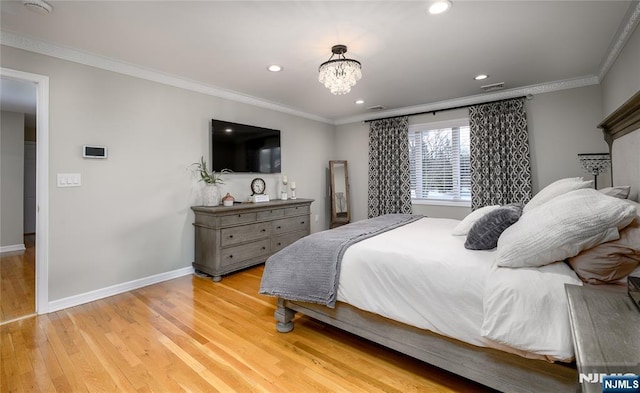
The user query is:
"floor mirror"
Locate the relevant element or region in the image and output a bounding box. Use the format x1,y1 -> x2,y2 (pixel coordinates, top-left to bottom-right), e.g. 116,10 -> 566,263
329,160 -> 350,228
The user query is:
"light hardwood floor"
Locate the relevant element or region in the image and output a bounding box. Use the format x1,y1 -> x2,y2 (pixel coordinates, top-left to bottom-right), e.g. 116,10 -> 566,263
0,235 -> 36,323
1,266 -> 495,392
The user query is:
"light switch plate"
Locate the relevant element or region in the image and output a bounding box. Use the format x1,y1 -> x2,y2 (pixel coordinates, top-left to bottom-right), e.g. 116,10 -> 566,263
57,173 -> 81,187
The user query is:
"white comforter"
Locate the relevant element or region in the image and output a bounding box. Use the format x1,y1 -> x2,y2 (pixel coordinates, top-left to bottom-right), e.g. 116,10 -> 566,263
336,217 -> 582,362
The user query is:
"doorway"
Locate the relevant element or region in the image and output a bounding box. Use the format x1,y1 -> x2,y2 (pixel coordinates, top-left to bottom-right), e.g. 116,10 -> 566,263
0,68 -> 49,323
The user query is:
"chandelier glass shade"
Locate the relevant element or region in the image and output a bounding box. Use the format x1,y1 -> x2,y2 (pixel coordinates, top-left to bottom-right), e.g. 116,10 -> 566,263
318,45 -> 362,95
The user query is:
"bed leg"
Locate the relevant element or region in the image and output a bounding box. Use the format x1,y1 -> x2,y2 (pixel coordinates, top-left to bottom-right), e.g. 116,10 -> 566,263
275,298 -> 295,333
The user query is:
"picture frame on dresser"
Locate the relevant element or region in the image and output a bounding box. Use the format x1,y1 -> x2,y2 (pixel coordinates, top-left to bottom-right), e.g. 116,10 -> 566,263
191,199 -> 313,281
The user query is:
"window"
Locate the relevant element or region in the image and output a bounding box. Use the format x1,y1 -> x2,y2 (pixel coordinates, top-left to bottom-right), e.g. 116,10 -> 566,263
409,119 -> 471,205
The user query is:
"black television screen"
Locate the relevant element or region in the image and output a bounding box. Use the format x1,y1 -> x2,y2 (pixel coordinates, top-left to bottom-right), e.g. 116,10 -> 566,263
211,119 -> 281,173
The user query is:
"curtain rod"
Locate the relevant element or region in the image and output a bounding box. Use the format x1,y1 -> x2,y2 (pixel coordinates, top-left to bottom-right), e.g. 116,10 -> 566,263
362,94 -> 532,124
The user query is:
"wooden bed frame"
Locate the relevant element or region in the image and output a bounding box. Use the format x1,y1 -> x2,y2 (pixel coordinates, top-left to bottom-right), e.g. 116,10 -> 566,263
274,90 -> 640,393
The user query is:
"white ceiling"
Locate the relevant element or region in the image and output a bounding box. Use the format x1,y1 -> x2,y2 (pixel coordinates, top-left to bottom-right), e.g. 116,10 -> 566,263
0,1 -> 636,123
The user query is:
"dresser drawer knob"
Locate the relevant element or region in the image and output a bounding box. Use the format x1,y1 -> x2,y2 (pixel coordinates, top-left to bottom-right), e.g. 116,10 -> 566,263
277,242 -> 282,246
276,226 -> 281,230
261,228 -> 266,232
237,214 -> 242,218
262,246 -> 266,250
229,255 -> 233,259
301,221 -> 305,225
229,235 -> 234,238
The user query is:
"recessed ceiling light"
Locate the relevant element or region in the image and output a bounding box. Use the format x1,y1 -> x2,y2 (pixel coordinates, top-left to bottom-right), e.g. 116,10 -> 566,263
428,0 -> 452,15
474,74 -> 489,81
23,0 -> 53,14
355,99 -> 365,105
268,65 -> 282,72
225,128 -> 233,133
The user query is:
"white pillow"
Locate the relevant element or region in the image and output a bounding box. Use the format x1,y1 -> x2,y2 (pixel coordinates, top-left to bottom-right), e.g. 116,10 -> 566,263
451,205 -> 500,236
623,198 -> 640,212
496,188 -> 637,268
599,186 -> 630,199
523,177 -> 593,213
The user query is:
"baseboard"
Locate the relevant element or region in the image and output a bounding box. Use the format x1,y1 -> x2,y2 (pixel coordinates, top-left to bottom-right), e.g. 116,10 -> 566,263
0,244 -> 26,253
48,265 -> 195,313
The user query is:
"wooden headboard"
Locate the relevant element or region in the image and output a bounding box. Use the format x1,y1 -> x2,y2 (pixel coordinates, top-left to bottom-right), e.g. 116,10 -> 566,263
599,90 -> 640,202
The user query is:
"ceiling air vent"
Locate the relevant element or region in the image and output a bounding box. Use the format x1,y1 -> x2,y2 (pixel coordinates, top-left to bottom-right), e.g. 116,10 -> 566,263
367,105 -> 386,111
481,82 -> 505,92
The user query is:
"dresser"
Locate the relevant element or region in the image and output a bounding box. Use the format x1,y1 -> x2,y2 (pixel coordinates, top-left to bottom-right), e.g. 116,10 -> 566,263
192,199 -> 313,281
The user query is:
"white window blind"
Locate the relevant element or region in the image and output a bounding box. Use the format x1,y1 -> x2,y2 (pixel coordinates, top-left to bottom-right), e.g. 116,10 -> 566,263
409,120 -> 471,203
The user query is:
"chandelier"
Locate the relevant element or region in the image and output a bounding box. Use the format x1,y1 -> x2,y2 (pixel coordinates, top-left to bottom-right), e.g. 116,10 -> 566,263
318,45 -> 362,95
577,153 -> 610,189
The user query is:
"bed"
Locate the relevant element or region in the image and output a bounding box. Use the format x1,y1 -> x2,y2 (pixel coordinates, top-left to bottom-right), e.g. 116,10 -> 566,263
260,91 -> 640,393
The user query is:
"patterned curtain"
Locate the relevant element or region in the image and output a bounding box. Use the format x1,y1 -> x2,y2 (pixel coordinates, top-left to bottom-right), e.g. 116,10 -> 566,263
469,98 -> 532,210
368,116 -> 412,218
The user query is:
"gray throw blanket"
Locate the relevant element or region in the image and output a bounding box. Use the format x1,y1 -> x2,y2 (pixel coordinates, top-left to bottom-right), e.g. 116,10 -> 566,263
259,214 -> 423,307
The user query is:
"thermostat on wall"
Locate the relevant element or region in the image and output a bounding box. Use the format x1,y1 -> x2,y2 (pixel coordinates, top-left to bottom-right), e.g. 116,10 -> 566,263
83,145 -> 107,158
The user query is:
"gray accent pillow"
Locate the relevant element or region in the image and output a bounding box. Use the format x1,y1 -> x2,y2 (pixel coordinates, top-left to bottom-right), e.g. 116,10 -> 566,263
465,204 -> 523,250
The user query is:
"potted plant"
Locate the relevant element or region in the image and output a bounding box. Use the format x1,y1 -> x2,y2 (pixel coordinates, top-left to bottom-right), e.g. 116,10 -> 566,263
192,157 -> 231,206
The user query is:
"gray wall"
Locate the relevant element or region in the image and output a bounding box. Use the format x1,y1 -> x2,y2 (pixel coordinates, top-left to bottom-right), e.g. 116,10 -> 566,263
601,22 -> 640,201
335,85 -> 610,222
1,45 -> 334,302
0,110 -> 25,248
601,21 -> 640,116
527,85 -> 609,192
1,17 -> 637,305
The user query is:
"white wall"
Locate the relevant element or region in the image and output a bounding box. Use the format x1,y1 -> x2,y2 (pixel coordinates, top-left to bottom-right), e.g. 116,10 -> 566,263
1,45 -> 334,302
335,85 -> 609,222
0,110 -> 25,249
601,21 -> 640,116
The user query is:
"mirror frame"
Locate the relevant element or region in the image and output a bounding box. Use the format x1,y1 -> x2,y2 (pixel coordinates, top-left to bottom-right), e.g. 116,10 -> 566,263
329,160 -> 350,228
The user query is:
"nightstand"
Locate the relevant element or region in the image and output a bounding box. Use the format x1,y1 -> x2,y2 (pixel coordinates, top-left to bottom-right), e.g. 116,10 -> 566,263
565,283 -> 640,393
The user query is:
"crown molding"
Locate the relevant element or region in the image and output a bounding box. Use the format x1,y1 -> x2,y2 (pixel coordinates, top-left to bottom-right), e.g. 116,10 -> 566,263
337,1 -> 638,126
334,76 -> 600,125
598,1 -> 640,81
0,30 -> 333,125
3,0 -> 635,129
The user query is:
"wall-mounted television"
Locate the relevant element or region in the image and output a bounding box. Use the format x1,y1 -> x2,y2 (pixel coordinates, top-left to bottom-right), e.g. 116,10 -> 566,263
211,119 -> 281,173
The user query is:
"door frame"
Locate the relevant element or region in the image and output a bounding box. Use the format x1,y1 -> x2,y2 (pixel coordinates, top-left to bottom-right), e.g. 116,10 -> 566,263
1,67 -> 49,314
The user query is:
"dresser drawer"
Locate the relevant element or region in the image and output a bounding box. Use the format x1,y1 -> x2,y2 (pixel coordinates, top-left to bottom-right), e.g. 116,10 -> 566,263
221,222 -> 270,246
191,199 -> 313,281
257,208 -> 285,220
220,240 -> 270,267
285,205 -> 310,217
273,216 -> 310,234
220,212 -> 257,226
272,231 -> 307,253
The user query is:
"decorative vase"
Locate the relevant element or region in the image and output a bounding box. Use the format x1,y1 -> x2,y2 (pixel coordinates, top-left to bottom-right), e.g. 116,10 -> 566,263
202,184 -> 220,206
222,193 -> 235,207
